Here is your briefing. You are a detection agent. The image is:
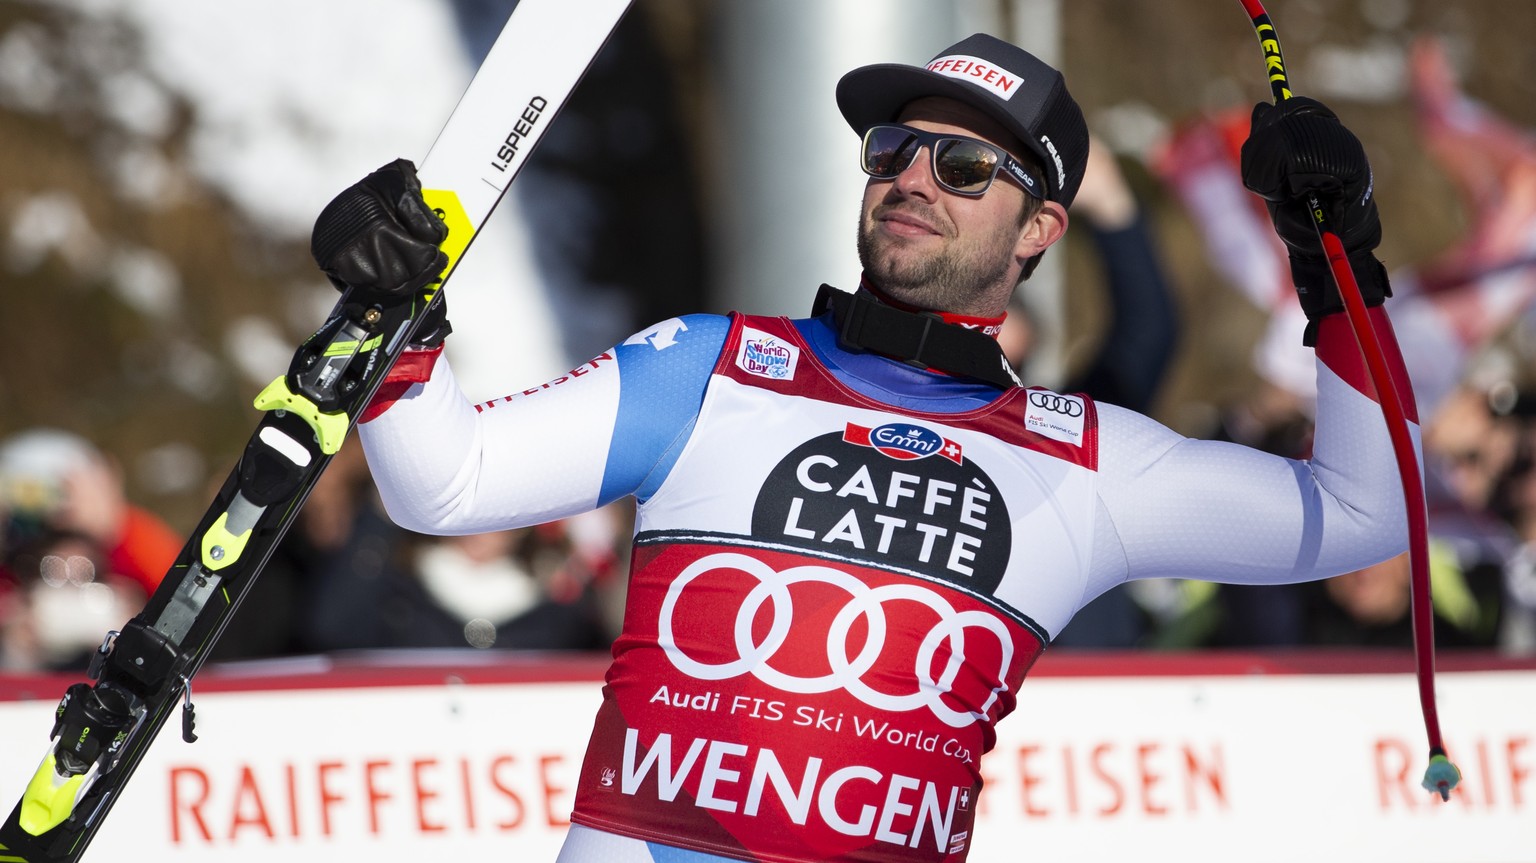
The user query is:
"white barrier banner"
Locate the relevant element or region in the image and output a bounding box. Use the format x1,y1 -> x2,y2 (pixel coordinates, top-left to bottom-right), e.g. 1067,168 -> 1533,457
1,667 -> 1531,862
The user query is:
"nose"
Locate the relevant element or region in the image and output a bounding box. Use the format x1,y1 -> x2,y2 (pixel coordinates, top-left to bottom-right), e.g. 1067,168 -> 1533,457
889,145 -> 940,201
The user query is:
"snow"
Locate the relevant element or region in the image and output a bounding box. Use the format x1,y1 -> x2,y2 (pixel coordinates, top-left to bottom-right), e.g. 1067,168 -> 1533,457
39,0 -> 571,395
21,1 -> 1447,413
52,0 -> 475,237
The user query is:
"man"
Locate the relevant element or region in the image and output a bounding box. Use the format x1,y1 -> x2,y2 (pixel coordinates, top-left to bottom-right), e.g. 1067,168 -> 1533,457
313,33 -> 1407,863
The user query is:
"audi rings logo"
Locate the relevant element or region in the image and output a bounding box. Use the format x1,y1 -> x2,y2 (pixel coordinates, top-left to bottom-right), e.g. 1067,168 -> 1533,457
657,552 -> 1014,728
1028,391 -> 1084,417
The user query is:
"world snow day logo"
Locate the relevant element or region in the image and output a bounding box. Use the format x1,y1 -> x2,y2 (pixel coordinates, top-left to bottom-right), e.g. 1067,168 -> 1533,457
736,327 -> 799,380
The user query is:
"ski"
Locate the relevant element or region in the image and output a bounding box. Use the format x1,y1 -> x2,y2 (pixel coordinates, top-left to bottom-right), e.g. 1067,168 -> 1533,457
0,0 -> 634,860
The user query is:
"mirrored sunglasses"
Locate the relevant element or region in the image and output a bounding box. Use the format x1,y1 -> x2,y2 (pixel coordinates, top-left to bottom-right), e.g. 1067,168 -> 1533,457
859,124 -> 1043,198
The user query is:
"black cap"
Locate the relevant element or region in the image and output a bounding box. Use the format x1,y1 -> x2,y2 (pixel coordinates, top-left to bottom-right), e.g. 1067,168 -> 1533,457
836,33 -> 1089,207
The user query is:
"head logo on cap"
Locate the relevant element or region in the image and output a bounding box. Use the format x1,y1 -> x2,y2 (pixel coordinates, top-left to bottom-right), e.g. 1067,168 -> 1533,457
925,54 -> 1023,102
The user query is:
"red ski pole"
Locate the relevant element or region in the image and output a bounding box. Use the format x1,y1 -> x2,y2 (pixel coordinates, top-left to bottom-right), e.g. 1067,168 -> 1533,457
1235,0 -> 1460,800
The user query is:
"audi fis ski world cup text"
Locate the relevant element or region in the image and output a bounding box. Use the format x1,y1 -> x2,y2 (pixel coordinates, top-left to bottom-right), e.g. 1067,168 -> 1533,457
1023,391 -> 1086,447
655,554 -> 1011,734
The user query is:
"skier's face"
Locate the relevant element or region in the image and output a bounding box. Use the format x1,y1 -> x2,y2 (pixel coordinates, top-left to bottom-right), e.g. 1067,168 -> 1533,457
856,98 -> 1066,317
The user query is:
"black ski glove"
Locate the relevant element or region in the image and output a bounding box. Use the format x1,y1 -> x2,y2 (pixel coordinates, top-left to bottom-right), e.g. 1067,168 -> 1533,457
1240,96 -> 1391,345
312,158 -> 448,299
311,158 -> 451,345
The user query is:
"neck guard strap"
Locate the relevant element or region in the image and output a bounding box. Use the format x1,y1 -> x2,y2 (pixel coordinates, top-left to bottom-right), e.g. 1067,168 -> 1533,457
813,284 -> 1020,390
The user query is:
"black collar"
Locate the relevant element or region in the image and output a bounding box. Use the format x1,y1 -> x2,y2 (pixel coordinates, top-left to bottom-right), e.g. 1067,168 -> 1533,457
812,284 -> 1020,390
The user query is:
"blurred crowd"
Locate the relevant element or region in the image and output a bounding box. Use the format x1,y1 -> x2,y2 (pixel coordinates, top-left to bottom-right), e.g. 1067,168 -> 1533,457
1117,36 -> 1536,654
4,20 -> 1536,672
0,428 -> 623,671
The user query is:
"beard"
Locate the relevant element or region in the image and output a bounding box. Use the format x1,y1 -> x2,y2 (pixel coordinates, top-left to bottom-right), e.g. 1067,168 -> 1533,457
856,200 -> 1020,314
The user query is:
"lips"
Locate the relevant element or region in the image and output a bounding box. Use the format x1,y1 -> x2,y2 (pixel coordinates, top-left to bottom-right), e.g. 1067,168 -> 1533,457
875,205 -> 942,238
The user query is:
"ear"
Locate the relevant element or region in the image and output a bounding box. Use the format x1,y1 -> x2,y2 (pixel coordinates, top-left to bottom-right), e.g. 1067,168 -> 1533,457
1016,201 -> 1068,265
